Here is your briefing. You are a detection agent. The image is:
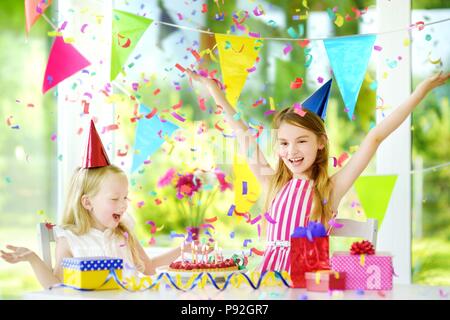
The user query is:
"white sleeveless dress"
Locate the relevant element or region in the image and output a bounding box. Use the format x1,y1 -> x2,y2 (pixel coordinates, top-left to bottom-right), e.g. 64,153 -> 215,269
53,213 -> 137,273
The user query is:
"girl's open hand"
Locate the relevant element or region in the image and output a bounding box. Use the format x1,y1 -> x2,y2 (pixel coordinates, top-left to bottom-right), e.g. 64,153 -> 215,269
417,71 -> 450,93
186,68 -> 220,90
0,245 -> 35,263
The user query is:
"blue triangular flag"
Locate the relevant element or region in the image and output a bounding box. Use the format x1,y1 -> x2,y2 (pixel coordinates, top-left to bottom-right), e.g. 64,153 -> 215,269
324,35 -> 376,120
302,79 -> 332,120
131,104 -> 179,173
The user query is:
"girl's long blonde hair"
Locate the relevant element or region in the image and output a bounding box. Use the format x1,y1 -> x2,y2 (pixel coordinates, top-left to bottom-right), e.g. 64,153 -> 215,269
264,108 -> 334,228
61,164 -> 144,272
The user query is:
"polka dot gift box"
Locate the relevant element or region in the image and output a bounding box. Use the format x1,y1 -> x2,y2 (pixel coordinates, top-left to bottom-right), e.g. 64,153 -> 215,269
331,241 -> 394,291
62,257 -> 123,290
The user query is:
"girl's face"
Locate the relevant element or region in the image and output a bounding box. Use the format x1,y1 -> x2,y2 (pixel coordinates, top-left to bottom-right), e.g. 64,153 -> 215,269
82,172 -> 129,231
277,122 -> 325,179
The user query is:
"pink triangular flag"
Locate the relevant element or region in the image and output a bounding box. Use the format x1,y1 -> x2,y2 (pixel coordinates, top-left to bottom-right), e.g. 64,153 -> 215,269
42,36 -> 91,94
25,0 -> 53,34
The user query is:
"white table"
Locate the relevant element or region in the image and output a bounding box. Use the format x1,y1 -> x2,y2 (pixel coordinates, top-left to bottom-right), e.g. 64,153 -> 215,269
25,284 -> 449,300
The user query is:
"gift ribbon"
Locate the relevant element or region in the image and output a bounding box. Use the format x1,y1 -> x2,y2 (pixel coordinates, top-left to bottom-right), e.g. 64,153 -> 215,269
360,254 -> 366,267
313,270 -> 339,284
315,272 -> 321,285
51,269 -> 292,292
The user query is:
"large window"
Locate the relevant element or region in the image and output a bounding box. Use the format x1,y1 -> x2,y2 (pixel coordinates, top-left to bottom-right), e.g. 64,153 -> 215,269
0,3 -> 57,298
411,7 -> 450,286
1,1 -> 448,299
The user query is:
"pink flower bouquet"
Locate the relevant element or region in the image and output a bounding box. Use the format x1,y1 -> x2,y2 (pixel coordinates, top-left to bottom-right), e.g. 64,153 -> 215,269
157,167 -> 232,236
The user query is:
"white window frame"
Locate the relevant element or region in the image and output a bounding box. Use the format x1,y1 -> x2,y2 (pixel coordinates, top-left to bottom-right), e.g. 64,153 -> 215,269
376,0 -> 412,284
56,0 -> 114,218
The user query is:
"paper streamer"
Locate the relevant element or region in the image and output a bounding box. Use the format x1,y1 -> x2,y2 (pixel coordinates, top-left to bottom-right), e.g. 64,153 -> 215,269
242,181 -> 248,195
328,219 -> 344,229
227,204 -> 235,216
250,214 -> 262,225
264,212 -> 277,224
251,247 -> 265,256
51,269 -> 291,292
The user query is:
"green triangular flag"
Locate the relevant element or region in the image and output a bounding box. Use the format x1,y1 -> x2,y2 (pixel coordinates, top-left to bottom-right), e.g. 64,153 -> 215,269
354,175 -> 397,227
111,10 -> 153,80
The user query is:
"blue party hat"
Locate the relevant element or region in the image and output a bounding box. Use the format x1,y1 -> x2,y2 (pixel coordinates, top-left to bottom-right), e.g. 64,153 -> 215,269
301,79 -> 332,120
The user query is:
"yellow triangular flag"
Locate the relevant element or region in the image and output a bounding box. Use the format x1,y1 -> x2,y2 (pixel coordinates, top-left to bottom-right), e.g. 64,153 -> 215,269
215,34 -> 262,108
233,154 -> 261,214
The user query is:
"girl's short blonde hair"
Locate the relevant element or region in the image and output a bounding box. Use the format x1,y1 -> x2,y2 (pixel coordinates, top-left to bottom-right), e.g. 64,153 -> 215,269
61,164 -> 144,272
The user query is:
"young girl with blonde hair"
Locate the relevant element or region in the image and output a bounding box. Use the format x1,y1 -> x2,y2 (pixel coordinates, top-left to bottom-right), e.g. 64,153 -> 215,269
1,121 -> 200,289
187,68 -> 449,273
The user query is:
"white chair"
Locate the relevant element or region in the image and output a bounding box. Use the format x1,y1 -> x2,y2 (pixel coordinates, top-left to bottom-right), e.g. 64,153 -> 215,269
37,223 -> 55,269
329,218 -> 378,249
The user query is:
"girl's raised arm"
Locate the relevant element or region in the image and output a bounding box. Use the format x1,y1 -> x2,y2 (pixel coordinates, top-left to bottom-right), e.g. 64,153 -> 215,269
186,69 -> 275,187
330,72 -> 449,209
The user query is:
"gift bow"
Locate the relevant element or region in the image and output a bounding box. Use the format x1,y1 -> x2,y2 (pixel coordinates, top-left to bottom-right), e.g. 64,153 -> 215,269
291,221 -> 327,242
350,240 -> 375,267
350,240 -> 375,255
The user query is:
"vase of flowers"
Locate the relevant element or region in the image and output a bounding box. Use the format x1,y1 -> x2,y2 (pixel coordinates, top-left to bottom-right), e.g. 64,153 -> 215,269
157,167 -> 232,240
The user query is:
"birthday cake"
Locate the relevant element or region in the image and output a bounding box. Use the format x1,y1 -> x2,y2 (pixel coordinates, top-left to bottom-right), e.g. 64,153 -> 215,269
169,258 -> 239,272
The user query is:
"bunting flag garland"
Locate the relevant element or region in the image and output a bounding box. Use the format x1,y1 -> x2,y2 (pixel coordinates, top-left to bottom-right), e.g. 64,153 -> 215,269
354,175 -> 398,227
25,0 -> 53,34
42,36 -> 91,93
111,9 -> 154,81
324,35 -> 376,120
131,104 -> 179,173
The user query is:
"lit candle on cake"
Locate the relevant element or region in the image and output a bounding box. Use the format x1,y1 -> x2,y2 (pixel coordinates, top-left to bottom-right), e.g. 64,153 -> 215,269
203,244 -> 208,263
194,245 -> 199,263
218,247 -> 223,262
214,242 -> 219,263
180,241 -> 185,262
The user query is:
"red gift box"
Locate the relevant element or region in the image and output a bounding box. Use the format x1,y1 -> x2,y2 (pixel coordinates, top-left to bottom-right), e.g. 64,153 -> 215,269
290,236 -> 330,288
305,270 -> 346,292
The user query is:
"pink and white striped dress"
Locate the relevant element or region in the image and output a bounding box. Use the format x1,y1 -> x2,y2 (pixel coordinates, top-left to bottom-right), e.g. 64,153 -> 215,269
260,178 -> 315,273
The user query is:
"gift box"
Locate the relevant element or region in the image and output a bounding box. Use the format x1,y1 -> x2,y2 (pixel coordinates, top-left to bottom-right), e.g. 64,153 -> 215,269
305,270 -> 346,292
290,222 -> 331,288
331,245 -> 393,291
62,257 -> 123,290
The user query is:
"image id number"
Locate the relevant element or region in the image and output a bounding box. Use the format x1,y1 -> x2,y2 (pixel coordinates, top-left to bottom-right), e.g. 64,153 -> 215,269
225,304 -> 268,315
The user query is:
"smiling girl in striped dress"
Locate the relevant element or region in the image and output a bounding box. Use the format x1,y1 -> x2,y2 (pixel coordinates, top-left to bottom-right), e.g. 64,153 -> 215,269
187,69 -> 448,273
